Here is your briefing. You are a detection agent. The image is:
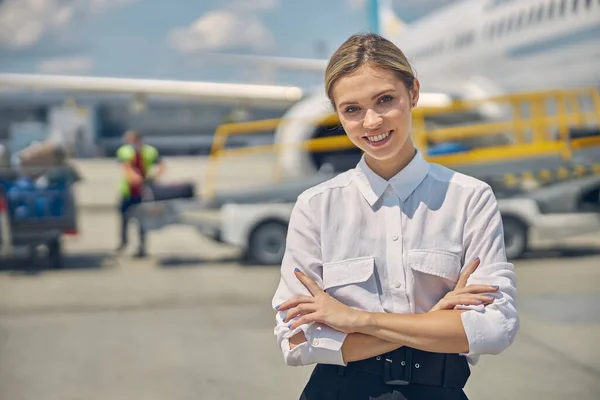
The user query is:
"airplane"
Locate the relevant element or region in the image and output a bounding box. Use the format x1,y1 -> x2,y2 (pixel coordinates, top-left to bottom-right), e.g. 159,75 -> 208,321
179,0 -> 600,95
0,0 -> 598,177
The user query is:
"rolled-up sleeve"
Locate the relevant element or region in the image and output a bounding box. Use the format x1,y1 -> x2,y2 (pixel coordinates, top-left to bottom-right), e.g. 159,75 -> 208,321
458,184 -> 519,365
272,195 -> 348,366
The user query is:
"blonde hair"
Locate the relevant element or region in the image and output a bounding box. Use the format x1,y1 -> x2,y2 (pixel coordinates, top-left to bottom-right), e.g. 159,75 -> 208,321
325,33 -> 415,110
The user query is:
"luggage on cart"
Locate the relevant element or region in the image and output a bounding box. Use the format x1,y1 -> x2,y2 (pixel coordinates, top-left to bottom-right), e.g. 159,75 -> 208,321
146,181 -> 195,202
16,140 -> 67,178
1,176 -> 70,221
0,165 -> 78,268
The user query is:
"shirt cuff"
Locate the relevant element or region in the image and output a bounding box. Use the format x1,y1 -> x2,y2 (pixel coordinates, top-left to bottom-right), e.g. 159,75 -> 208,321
459,309 -> 484,365
459,300 -> 513,365
305,324 -> 348,366
279,323 -> 348,366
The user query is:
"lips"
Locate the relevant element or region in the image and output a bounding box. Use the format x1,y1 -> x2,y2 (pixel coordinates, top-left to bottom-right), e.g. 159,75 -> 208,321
363,130 -> 393,147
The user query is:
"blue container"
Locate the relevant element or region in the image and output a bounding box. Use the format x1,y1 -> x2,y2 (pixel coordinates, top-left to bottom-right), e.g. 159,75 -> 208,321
34,196 -> 49,218
428,142 -> 470,156
2,177 -> 70,220
51,194 -> 64,217
14,205 -> 29,219
15,177 -> 34,190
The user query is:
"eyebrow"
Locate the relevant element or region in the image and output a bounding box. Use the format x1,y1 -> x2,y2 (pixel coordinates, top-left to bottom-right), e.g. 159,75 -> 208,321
338,89 -> 396,108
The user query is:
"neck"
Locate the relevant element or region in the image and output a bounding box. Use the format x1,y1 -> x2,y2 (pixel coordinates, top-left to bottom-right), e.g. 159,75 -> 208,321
364,141 -> 417,180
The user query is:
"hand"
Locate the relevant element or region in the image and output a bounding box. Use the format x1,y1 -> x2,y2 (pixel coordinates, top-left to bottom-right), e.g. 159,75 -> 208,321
429,257 -> 499,312
129,173 -> 143,186
277,268 -> 365,333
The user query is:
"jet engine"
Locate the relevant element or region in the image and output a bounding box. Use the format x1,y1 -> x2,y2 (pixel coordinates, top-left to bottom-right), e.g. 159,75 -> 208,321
273,92 -> 362,179
271,90 -> 509,179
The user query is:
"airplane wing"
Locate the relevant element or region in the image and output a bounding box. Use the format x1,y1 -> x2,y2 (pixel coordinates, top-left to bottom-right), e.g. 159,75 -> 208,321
0,72 -> 455,110
0,73 -> 305,106
193,53 -> 328,73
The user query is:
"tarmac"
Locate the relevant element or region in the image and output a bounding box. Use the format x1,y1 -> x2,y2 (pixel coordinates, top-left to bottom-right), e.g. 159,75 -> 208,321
0,157 -> 599,400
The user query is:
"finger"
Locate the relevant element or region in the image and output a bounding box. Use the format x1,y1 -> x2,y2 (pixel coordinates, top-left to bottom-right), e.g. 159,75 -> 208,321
289,313 -> 320,331
453,294 -> 496,304
284,304 -> 317,323
442,295 -> 493,309
452,285 -> 499,295
456,257 -> 481,289
276,296 -> 315,312
294,268 -> 325,297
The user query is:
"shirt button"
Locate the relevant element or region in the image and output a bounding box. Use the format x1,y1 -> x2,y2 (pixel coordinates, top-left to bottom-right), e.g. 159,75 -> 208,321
394,281 -> 402,288
392,234 -> 399,241
313,339 -> 320,346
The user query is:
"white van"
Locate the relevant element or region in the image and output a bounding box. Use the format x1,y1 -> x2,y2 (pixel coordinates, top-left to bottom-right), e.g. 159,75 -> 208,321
214,175 -> 600,264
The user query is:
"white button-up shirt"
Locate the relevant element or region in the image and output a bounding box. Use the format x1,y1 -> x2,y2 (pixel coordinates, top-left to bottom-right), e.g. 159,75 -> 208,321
272,151 -> 519,367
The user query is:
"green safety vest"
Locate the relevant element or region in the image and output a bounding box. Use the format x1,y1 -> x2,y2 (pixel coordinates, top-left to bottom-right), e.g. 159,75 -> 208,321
116,144 -> 159,197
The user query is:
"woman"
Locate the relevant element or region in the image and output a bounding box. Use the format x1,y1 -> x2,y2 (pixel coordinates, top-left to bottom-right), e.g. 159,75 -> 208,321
272,33 -> 518,400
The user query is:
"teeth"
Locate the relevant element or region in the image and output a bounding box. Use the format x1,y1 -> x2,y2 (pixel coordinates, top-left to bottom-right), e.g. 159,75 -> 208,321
366,132 -> 390,142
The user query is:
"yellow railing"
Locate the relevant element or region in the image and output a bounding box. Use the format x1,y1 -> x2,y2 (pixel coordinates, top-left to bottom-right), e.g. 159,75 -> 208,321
203,87 -> 600,199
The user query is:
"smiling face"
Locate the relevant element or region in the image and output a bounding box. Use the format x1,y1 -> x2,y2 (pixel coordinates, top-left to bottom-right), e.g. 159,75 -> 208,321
332,64 -> 420,179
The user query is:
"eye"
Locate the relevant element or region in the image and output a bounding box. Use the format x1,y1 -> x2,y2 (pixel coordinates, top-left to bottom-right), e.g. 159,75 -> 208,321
344,105 -> 359,114
378,95 -> 394,104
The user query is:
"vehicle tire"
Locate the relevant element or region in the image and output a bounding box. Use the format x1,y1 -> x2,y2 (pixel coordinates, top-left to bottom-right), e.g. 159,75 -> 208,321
502,217 -> 528,260
48,237 -> 63,269
247,221 -> 288,265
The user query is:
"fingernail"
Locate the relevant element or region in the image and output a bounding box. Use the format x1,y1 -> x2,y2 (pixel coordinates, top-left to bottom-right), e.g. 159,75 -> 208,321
294,267 -> 301,273
275,304 -> 280,310
288,323 -> 292,328
475,257 -> 480,262
492,285 -> 499,289
487,295 -> 495,299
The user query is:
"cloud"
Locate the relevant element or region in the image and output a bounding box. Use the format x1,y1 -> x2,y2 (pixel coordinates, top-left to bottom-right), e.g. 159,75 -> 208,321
227,0 -> 278,12
0,0 -> 138,49
38,56 -> 95,74
169,9 -> 275,53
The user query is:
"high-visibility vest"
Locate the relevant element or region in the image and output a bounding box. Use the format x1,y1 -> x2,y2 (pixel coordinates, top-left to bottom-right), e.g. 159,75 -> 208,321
116,144 -> 159,197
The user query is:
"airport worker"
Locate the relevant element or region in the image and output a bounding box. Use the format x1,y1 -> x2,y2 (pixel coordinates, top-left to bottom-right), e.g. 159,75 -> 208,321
115,130 -> 165,257
272,33 -> 518,400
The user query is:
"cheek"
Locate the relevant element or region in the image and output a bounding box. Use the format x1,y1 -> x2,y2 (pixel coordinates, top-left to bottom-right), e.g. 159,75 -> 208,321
340,121 -> 366,149
340,119 -> 362,138
387,108 -> 412,133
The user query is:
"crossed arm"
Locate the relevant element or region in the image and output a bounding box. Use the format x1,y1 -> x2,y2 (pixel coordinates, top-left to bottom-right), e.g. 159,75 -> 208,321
272,188 -> 518,366
283,259 -> 496,363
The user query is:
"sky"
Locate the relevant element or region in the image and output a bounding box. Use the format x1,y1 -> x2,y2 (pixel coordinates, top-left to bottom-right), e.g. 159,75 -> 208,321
0,0 -> 459,87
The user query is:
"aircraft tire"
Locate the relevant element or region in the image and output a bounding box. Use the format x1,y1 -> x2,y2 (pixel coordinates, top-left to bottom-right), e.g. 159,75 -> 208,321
247,220 -> 288,266
502,216 -> 528,260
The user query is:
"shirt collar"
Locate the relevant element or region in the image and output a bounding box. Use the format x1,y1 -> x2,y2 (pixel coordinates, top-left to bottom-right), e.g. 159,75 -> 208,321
354,150 -> 430,206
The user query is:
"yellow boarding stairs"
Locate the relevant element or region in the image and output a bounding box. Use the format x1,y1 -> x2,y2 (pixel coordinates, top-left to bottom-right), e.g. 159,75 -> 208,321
203,87 -> 600,201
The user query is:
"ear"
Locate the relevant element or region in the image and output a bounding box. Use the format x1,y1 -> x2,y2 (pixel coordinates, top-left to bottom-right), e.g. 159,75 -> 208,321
410,78 -> 420,108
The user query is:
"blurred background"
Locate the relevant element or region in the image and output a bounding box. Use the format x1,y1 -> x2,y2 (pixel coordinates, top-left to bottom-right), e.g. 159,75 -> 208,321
1,0 -> 599,399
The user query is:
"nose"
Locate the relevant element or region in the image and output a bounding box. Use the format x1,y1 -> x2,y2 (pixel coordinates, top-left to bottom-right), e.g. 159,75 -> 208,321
363,108 -> 382,130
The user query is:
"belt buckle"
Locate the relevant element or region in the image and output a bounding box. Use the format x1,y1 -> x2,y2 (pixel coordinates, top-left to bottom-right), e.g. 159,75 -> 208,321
383,357 -> 410,386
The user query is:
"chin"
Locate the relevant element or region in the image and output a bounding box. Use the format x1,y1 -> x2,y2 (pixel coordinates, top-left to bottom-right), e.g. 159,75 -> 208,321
367,151 -> 402,163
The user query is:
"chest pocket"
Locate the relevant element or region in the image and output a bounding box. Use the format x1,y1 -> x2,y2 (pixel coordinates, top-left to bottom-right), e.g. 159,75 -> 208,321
408,250 -> 462,312
408,250 -> 462,282
322,256 -> 383,312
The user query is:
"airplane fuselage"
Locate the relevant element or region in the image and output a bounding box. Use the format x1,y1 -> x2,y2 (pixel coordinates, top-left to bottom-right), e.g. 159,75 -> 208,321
394,0 -> 600,95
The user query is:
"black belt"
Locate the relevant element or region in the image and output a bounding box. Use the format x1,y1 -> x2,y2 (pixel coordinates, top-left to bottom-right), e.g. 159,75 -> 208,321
343,347 -> 470,389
